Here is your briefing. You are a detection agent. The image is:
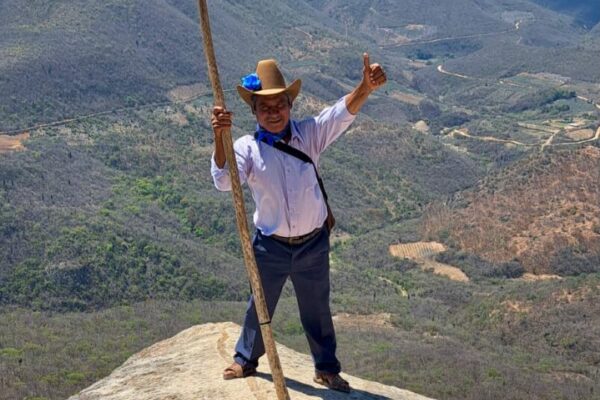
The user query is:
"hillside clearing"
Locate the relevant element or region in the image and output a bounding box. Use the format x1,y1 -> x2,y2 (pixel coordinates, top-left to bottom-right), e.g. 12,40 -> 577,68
332,312 -> 393,329
389,242 -> 469,282
0,132 -> 29,153
519,273 -> 562,282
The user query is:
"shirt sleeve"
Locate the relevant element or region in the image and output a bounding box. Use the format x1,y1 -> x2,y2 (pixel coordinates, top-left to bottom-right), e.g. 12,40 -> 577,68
309,95 -> 357,154
210,137 -> 252,191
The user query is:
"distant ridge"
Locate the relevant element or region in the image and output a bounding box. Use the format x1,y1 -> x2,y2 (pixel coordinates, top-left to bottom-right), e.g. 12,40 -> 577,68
531,0 -> 600,28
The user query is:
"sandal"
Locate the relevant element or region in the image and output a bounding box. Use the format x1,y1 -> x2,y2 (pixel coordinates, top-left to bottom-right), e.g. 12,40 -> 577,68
313,371 -> 351,393
222,362 -> 257,380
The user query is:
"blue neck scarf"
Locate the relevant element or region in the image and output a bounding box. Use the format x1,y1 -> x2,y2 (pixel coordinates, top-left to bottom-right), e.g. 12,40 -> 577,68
256,123 -> 290,146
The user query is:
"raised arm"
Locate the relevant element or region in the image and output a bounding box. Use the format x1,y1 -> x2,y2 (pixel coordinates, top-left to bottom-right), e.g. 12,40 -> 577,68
210,107 -> 251,191
345,52 -> 387,115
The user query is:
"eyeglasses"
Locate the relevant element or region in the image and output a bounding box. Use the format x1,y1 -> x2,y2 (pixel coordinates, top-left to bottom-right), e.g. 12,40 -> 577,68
252,95 -> 291,114
256,101 -> 289,114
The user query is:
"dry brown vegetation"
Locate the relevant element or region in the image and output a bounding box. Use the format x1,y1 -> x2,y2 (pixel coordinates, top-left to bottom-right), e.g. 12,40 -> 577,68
552,285 -> 600,304
422,146 -> 600,274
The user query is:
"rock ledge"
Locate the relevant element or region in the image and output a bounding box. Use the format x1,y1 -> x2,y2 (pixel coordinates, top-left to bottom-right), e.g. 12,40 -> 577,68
69,322 -> 435,400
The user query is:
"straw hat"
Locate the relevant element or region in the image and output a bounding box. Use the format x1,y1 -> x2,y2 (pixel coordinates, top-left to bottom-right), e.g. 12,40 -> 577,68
237,59 -> 301,106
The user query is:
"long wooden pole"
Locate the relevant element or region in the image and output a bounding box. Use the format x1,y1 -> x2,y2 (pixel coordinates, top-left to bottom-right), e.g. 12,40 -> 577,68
196,2 -> 290,399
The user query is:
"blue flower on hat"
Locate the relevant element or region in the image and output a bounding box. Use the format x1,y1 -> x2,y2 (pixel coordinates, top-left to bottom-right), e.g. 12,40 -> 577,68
241,73 -> 261,91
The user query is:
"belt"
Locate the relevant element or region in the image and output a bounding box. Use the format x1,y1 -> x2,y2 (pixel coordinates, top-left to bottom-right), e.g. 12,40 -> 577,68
269,226 -> 323,245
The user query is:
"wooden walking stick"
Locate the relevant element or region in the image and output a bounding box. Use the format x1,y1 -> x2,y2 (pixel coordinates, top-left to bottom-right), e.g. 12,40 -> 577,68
196,1 -> 291,399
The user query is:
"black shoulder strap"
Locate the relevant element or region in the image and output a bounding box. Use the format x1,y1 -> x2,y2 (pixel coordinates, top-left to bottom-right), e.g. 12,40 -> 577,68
254,132 -> 329,202
273,141 -> 312,164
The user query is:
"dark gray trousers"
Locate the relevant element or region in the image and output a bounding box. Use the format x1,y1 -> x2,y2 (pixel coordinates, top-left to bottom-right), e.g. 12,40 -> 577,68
233,227 -> 341,373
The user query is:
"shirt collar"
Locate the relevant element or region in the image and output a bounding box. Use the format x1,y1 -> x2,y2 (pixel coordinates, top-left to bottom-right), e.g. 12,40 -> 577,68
289,120 -> 303,144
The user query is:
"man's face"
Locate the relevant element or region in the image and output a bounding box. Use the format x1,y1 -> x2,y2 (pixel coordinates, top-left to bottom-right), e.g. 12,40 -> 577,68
254,93 -> 291,133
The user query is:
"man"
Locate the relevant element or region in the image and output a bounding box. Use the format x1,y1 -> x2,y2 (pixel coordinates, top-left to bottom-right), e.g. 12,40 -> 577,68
211,53 -> 386,393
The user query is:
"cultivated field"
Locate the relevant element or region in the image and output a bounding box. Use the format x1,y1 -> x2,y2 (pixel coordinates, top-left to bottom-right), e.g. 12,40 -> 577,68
389,241 -> 469,282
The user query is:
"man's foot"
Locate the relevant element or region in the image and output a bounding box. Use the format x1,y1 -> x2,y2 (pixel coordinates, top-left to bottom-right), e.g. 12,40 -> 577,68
222,362 -> 257,380
313,371 -> 351,393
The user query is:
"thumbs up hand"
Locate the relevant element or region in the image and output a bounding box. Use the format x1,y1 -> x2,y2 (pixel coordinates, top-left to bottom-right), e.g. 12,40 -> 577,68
345,52 -> 388,114
362,52 -> 387,92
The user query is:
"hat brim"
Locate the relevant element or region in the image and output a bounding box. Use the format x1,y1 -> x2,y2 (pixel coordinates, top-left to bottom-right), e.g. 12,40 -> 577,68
237,79 -> 301,107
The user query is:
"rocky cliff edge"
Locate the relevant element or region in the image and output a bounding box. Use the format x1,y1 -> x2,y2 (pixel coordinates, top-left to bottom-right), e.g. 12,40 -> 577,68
68,322 -> 435,400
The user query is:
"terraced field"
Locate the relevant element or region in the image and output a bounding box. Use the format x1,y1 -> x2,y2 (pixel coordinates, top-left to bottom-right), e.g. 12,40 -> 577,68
389,241 -> 469,282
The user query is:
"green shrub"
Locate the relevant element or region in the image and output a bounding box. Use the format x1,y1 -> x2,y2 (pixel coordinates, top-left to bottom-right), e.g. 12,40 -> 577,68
0,347 -> 23,359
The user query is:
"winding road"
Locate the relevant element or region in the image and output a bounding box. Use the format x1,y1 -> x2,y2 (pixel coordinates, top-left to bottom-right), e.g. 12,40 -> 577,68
450,126 -> 600,151
432,22 -> 600,152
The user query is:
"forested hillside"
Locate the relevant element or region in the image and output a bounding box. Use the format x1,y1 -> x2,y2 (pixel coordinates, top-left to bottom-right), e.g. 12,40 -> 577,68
0,92 -> 481,310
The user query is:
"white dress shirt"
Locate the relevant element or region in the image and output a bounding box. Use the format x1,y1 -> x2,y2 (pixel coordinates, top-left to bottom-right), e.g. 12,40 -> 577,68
211,96 -> 356,237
